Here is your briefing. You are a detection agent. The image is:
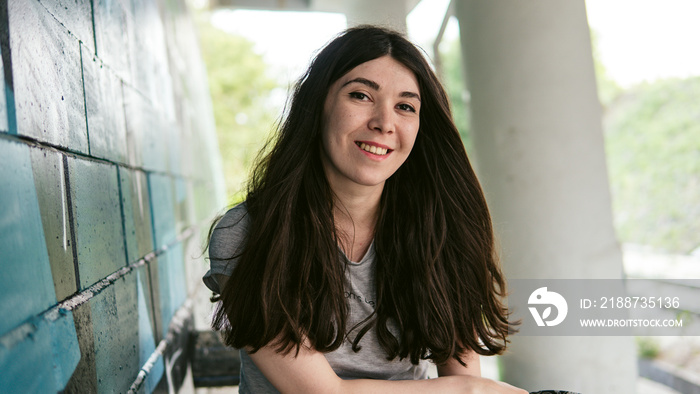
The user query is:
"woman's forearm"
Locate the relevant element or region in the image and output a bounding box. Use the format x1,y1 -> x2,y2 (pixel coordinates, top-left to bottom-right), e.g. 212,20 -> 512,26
339,375 -> 526,394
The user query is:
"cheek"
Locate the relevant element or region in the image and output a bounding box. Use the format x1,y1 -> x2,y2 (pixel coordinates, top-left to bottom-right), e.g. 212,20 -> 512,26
321,120 -> 338,149
401,125 -> 420,154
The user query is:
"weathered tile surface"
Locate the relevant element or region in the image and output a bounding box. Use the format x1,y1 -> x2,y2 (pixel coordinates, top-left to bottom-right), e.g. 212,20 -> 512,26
82,44 -> 128,163
90,271 -> 140,393
64,300 -> 98,392
128,0 -> 174,118
155,242 -> 186,339
147,255 -> 163,343
119,167 -> 154,264
123,85 -> 168,171
123,84 -> 144,168
136,266 -> 163,391
0,312 -> 80,392
47,311 -> 82,387
93,0 -> 131,80
174,177 -> 190,235
0,139 -> 55,336
37,0 -> 95,53
0,54 -> 8,133
141,111 -> 168,172
167,119 -> 181,175
9,0 -> 88,153
30,146 -> 77,301
149,173 -> 176,249
67,156 -> 126,289
0,0 -> 226,391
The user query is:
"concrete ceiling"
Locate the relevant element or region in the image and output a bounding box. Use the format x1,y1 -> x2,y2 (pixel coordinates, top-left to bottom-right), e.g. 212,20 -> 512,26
209,0 -> 421,15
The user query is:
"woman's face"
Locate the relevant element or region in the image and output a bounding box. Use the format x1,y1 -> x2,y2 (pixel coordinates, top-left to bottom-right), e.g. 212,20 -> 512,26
320,55 -> 421,194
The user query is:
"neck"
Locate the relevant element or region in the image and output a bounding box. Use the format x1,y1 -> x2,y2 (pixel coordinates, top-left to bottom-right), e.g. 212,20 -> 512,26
331,182 -> 383,262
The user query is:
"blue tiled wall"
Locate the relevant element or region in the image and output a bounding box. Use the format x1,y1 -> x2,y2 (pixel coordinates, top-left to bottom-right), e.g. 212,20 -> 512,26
0,140 -> 56,340
0,0 -> 225,392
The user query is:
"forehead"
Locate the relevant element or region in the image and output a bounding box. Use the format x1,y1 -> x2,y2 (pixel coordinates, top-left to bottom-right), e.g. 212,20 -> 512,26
333,56 -> 419,92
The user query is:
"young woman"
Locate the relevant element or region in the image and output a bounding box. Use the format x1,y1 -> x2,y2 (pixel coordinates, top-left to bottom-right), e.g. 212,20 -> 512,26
204,26 -> 525,393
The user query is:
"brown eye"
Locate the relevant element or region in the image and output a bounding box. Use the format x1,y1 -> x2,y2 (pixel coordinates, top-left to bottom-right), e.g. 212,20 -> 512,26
349,92 -> 369,100
397,103 -> 416,113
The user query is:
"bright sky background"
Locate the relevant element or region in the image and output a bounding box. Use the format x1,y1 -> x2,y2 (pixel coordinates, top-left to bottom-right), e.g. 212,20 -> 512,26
586,0 -> 700,87
209,0 -> 700,89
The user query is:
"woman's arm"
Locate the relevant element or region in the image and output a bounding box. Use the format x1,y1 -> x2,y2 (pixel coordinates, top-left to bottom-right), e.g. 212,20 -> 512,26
248,342 -> 527,394
437,349 -> 482,377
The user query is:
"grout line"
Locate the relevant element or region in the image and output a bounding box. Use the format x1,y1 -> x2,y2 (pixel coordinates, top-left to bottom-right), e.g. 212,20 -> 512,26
79,41 -> 91,156
62,154 -> 82,292
146,170 -> 162,340
56,254 -> 150,315
0,224 -> 199,349
0,132 -> 208,183
57,226 -> 195,314
89,0 -> 97,57
146,245 -> 162,343
0,0 -> 17,135
116,166 -> 131,267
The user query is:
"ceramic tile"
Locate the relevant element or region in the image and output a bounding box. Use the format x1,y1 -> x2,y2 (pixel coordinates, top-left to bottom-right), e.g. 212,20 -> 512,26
92,0 -> 130,81
30,146 -> 77,301
149,173 -> 176,250
9,0 -> 88,153
0,139 -> 55,336
89,272 -> 139,393
0,311 -> 80,392
119,167 -> 154,263
67,156 -> 126,289
82,44 -> 127,163
37,0 -> 94,53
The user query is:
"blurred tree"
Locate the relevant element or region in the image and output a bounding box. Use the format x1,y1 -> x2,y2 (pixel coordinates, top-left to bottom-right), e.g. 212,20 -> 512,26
439,37 -> 472,155
589,30 -> 700,254
603,77 -> 700,254
195,16 -> 279,205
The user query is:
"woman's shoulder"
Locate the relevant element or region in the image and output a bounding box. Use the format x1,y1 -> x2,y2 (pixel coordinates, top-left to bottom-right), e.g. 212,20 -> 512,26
203,202 -> 250,293
209,202 -> 250,260
216,202 -> 249,228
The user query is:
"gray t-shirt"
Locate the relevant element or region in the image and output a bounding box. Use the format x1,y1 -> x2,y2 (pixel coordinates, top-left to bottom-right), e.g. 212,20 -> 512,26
203,204 -> 429,393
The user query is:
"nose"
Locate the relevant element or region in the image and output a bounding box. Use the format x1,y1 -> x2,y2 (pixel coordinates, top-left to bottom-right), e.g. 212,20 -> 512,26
368,104 -> 395,134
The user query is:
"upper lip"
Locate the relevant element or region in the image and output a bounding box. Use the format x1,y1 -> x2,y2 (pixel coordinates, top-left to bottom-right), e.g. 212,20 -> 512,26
356,140 -> 392,150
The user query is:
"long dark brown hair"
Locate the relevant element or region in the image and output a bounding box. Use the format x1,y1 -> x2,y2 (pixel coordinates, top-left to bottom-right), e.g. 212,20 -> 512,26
210,25 -> 514,366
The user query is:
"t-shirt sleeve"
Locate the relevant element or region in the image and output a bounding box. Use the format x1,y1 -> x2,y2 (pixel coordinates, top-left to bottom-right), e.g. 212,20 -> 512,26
202,203 -> 250,294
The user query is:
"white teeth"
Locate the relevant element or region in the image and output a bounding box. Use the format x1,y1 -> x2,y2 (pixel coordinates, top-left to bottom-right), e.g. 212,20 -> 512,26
358,142 -> 389,156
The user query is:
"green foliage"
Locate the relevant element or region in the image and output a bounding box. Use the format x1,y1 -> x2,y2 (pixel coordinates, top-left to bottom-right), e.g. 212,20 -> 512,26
603,76 -> 700,253
590,27 -> 699,254
636,336 -> 660,359
195,15 -> 279,205
439,37 -> 472,155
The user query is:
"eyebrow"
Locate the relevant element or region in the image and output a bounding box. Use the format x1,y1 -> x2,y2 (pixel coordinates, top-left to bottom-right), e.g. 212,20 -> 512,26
342,77 -> 421,102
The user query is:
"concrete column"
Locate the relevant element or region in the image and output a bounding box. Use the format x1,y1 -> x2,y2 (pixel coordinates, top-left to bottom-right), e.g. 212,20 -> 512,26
455,1 -> 636,392
343,0 -> 408,33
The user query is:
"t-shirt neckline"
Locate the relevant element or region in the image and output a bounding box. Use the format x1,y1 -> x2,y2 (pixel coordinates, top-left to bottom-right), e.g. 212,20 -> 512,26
339,240 -> 375,266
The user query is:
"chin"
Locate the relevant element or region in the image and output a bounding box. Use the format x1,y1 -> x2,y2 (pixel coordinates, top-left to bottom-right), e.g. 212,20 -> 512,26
353,173 -> 394,187
345,173 -> 381,186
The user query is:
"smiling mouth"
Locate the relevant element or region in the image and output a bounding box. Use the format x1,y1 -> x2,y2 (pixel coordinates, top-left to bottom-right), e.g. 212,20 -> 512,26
356,142 -> 391,156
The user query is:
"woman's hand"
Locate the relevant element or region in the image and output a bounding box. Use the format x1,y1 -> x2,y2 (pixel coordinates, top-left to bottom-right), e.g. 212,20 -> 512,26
439,375 -> 528,394
434,350 -> 527,393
